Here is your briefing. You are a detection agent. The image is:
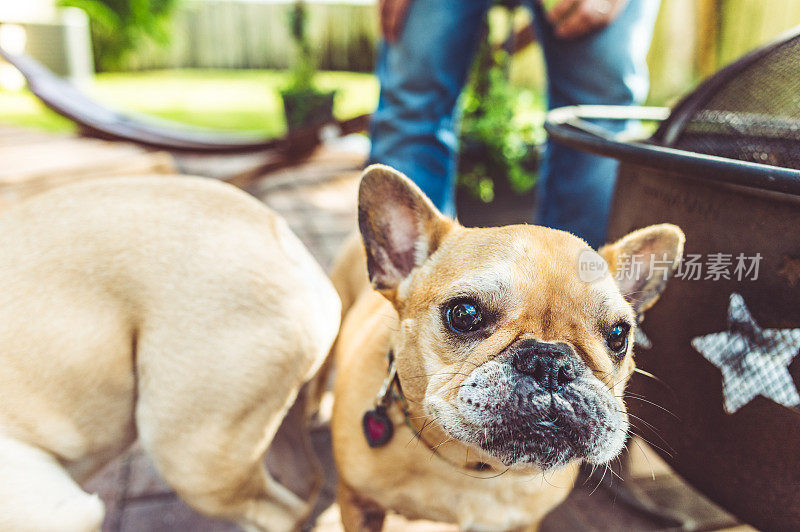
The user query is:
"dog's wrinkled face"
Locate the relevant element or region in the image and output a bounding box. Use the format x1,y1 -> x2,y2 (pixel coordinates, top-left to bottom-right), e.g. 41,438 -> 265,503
358,165 -> 684,472
402,229 -> 636,471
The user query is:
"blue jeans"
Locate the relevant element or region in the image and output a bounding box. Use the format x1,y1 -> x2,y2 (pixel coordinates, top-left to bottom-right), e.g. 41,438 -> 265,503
368,0 -> 660,248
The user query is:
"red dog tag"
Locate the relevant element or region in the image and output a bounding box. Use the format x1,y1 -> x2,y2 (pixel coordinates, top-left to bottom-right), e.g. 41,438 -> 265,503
362,406 -> 393,447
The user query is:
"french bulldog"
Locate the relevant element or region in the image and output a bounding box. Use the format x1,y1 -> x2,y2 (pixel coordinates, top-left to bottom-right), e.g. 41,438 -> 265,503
330,165 -> 684,531
0,176 -> 340,531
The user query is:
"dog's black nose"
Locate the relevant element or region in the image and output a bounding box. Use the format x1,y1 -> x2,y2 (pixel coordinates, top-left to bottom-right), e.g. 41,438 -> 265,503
513,340 -> 578,393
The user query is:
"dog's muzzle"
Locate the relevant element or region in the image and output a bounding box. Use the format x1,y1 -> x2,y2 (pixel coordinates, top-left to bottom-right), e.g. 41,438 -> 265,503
445,339 -> 628,471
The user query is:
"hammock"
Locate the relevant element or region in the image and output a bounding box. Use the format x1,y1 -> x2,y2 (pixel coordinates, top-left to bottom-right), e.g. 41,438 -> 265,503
0,47 -> 369,155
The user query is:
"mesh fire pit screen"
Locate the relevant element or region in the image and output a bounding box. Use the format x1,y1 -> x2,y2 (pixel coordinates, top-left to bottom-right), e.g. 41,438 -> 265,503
653,29 -> 800,171
546,27 -> 800,530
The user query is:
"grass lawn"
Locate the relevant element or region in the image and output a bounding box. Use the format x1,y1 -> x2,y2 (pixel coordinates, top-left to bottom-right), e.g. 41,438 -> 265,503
0,69 -> 379,136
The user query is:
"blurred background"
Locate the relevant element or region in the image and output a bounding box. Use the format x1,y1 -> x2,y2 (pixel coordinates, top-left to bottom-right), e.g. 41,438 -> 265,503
3,0 -> 800,203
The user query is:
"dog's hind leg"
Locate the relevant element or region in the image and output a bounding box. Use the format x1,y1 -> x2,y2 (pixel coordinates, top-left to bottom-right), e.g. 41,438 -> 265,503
0,435 -> 105,532
266,386 -> 324,506
133,319 -> 330,532
337,481 -> 386,532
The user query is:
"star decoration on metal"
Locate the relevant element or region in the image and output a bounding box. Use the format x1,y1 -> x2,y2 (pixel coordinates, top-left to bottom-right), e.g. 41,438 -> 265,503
691,293 -> 800,414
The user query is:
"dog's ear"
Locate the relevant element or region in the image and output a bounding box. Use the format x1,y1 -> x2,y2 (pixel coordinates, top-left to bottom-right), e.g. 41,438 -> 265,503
599,224 -> 685,315
358,164 -> 453,297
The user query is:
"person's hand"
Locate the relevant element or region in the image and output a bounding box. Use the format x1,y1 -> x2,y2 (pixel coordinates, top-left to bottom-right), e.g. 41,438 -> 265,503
379,0 -> 414,43
544,0 -> 629,39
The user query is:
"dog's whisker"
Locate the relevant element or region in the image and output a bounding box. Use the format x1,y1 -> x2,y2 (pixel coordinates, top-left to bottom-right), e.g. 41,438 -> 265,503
622,416 -> 674,455
458,465 -> 512,480
625,412 -> 665,437
539,471 -> 559,489
406,418 -> 435,448
609,404 -> 662,435
629,435 -> 657,480
583,463 -> 599,486
619,395 -> 679,419
607,462 -> 624,483
627,430 -> 675,458
588,462 -> 609,496
608,421 -> 671,456
432,437 -> 454,453
405,371 -> 472,380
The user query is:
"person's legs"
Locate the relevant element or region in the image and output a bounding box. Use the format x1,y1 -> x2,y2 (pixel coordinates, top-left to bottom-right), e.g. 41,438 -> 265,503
530,0 -> 660,247
368,0 -> 493,216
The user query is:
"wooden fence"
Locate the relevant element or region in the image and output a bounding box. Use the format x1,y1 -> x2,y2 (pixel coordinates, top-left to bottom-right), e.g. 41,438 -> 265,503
123,0 -> 378,72
647,0 -> 800,104
121,0 -> 800,106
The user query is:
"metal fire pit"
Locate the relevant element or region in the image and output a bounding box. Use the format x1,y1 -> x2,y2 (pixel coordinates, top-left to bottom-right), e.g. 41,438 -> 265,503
546,28 -> 800,530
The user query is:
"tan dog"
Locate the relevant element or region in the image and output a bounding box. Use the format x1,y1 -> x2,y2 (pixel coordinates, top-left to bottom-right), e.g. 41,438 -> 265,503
0,176 -> 340,531
330,165 -> 684,531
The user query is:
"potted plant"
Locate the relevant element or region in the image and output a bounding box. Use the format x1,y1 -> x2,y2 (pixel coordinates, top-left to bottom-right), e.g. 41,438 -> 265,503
280,0 -> 335,132
456,6 -> 539,226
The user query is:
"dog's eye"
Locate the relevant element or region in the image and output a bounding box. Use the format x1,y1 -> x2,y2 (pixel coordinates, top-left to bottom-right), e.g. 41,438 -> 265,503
445,299 -> 484,334
606,322 -> 631,354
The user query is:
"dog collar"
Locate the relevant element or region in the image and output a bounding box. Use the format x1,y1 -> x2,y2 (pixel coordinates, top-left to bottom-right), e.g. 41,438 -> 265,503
361,351 -> 493,472
361,351 -> 398,447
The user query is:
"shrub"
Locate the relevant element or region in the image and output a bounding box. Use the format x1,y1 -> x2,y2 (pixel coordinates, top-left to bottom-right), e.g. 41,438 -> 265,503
457,12 -> 538,203
58,0 -> 180,72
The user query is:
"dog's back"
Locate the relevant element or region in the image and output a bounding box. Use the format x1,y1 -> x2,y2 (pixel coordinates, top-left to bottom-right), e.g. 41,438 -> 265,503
328,232 -> 371,318
0,176 -> 340,531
